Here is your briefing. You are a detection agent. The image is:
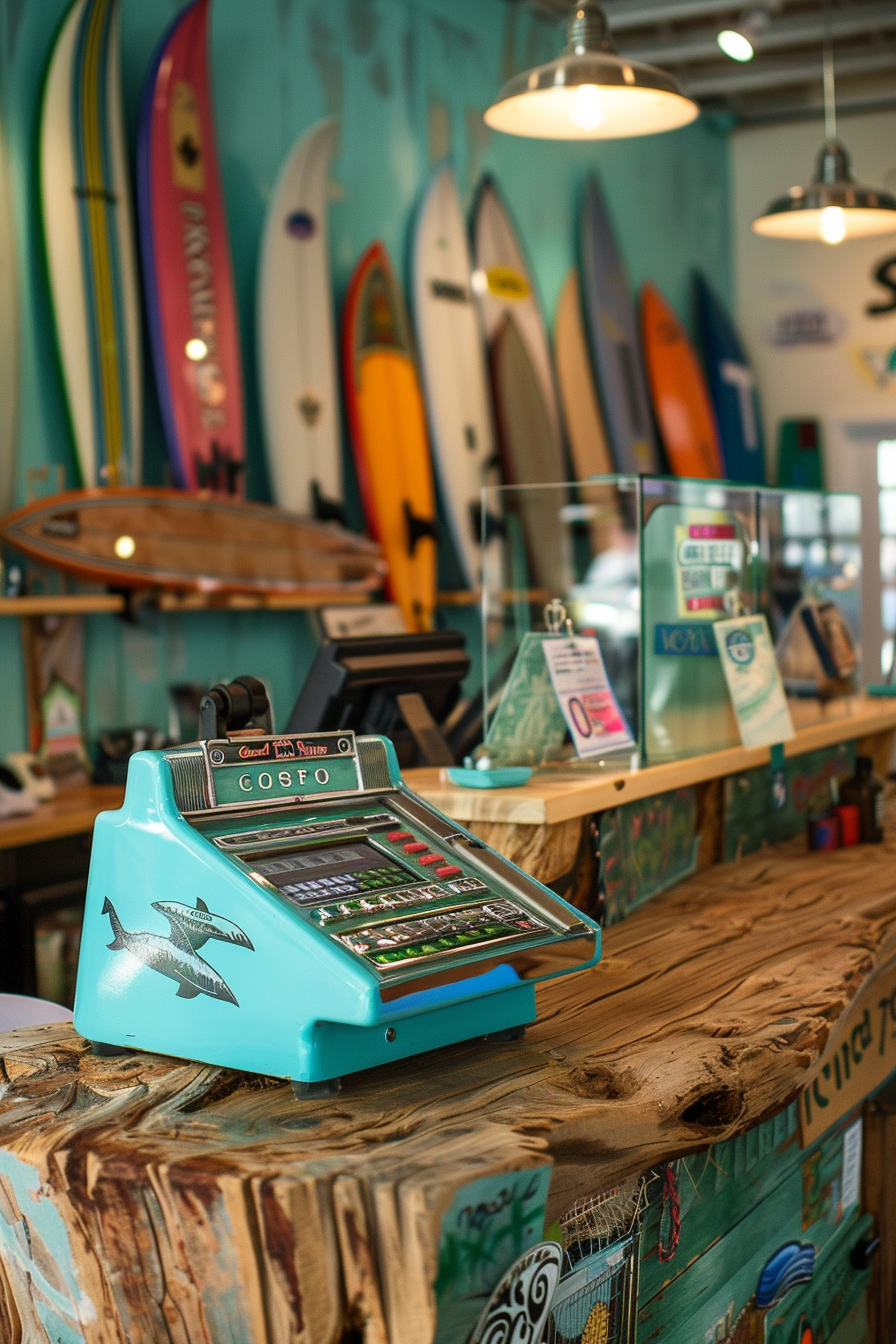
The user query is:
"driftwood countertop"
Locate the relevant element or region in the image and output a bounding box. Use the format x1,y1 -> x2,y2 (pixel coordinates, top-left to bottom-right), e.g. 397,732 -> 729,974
1,816 -> 896,1342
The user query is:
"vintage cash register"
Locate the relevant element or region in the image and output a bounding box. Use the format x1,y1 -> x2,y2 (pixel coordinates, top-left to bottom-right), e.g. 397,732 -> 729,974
74,678 -> 600,1093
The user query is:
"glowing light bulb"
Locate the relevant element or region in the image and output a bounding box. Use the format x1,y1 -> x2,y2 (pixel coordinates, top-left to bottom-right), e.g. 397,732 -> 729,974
717,29 -> 754,61
819,205 -> 846,244
571,83 -> 604,132
185,337 -> 208,361
114,535 -> 136,559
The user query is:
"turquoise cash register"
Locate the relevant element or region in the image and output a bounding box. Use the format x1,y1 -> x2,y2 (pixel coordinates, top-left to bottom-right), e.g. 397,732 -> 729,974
74,680 -> 600,1093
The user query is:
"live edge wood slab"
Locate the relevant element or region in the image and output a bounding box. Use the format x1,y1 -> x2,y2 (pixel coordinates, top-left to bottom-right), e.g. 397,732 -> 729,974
2,803 -> 896,1342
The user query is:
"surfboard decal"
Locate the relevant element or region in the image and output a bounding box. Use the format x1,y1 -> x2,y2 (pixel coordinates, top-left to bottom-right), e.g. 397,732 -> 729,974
40,0 -> 142,489
138,0 -> 245,494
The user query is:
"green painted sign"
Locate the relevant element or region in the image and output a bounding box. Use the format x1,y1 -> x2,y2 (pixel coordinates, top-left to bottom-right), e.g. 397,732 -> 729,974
203,734 -> 360,807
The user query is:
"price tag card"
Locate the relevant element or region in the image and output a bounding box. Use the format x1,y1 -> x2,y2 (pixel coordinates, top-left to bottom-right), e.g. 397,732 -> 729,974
542,637 -> 634,758
713,614 -> 794,749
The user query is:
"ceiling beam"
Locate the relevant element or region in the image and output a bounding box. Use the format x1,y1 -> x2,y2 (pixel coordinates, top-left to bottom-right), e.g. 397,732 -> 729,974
619,2 -> 896,65
681,44 -> 896,95
602,0 -> 756,32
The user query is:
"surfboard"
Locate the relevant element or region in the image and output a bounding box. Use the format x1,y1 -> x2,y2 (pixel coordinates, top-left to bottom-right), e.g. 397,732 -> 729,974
640,282 -> 723,480
412,163 -> 499,591
491,315 -> 567,596
579,175 -> 659,475
257,118 -> 343,520
0,106 -> 18,512
555,268 -> 613,481
693,271 -> 766,485
39,0 -> 142,489
471,176 -> 564,464
343,242 -> 437,632
137,0 -> 245,495
1,489 -> 384,595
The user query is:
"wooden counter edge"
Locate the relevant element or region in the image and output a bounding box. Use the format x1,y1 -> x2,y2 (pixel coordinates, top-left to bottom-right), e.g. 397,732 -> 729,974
406,696 -> 896,826
0,785 -> 125,851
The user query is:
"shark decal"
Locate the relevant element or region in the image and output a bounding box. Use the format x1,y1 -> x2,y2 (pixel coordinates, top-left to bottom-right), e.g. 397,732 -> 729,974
102,897 -> 253,1005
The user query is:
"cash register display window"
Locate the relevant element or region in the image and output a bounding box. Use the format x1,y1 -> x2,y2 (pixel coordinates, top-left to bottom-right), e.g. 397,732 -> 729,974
250,842 -> 419,907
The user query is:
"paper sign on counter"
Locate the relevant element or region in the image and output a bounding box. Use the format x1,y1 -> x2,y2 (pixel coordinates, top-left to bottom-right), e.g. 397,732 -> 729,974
713,614 -> 794,749
542,637 -> 634,758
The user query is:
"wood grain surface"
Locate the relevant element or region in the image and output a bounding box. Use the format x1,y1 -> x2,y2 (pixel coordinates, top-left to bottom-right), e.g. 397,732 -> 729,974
1,794 -> 896,1341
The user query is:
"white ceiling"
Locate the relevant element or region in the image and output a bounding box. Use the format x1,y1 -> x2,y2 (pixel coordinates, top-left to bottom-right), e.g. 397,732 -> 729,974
527,0 -> 896,125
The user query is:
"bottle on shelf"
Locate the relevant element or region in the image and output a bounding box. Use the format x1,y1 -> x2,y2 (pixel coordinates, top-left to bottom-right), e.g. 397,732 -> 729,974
839,756 -> 885,844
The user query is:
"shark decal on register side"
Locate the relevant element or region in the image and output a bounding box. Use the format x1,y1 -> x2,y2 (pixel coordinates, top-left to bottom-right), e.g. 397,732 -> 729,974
102,896 -> 254,1005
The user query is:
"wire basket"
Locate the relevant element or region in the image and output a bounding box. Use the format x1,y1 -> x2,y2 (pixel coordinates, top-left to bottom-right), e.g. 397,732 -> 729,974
543,1179 -> 645,1344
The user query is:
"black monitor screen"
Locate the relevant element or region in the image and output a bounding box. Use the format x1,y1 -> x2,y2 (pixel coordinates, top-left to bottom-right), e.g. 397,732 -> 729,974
249,841 -> 419,906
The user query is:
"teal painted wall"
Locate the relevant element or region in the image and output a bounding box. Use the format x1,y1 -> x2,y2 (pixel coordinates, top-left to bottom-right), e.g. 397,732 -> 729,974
0,0 -> 731,754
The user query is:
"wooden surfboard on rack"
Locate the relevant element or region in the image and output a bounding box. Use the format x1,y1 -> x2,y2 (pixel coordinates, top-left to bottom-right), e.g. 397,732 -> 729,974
693,270 -> 766,484
342,242 -> 437,632
580,175 -> 659,475
0,105 -> 17,512
39,0 -> 142,489
257,118 -> 343,519
1,489 -> 385,595
412,162 -> 499,591
137,0 -> 245,495
640,281 -> 723,479
555,268 -> 613,481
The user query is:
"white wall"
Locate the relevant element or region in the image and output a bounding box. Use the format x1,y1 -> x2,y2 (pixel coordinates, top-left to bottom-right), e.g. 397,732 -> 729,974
732,109 -> 896,674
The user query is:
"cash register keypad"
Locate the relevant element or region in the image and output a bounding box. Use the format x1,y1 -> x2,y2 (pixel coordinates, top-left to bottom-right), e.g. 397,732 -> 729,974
336,900 -> 547,967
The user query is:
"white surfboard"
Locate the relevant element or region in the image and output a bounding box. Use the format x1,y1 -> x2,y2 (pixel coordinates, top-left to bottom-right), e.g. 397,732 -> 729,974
0,105 -> 18,513
412,163 -> 500,590
471,176 -> 562,454
257,118 -> 343,518
40,0 -> 142,489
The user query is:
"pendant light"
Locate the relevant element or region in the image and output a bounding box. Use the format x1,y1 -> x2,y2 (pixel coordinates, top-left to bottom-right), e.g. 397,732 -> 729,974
752,0 -> 896,243
483,0 -> 698,141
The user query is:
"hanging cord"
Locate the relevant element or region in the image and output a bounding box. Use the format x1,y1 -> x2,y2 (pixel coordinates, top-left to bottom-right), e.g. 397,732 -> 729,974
822,0 -> 836,143
657,1164 -> 681,1262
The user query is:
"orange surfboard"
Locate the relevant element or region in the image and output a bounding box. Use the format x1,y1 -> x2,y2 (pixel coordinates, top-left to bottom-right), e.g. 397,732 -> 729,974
343,242 -> 437,631
640,282 -> 724,479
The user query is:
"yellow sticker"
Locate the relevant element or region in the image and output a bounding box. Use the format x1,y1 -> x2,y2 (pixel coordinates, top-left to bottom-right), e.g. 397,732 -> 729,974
169,81 -> 205,192
581,1301 -> 610,1344
486,266 -> 530,300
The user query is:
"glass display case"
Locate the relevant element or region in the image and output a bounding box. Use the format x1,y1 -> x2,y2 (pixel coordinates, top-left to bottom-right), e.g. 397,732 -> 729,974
479,478 -> 862,770
758,487 -> 862,694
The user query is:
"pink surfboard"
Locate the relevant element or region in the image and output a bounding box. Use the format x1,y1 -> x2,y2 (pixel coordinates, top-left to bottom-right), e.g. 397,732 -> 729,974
137,0 -> 245,495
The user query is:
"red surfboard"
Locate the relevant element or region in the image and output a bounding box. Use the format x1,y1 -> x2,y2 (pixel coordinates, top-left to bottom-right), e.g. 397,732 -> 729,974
137,0 -> 245,495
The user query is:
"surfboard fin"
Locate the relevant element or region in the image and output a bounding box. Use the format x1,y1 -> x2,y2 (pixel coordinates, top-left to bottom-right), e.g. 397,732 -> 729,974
404,502 -> 438,555
312,481 -> 348,527
468,501 -> 506,545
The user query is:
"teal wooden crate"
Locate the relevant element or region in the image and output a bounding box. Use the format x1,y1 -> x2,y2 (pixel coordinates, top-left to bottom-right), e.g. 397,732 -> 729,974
724,742 -> 855,861
766,1213 -> 872,1343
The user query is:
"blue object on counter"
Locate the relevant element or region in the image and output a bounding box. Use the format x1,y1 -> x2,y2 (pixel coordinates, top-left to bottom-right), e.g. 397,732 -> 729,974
866,683 -> 896,696
447,767 -> 533,790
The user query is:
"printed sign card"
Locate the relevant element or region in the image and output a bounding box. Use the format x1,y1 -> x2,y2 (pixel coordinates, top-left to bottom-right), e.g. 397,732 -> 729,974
713,614 -> 794,749
542,636 -> 634,758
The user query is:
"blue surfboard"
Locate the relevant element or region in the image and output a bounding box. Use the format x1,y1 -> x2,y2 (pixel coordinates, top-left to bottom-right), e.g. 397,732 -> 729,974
579,175 -> 659,475
693,271 -> 765,484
